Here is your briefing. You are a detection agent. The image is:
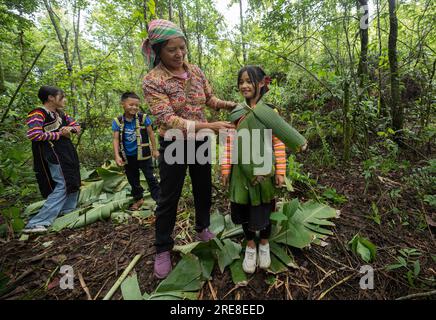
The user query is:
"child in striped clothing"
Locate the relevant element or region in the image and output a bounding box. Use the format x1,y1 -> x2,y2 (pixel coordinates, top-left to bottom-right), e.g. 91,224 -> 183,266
221,66 -> 287,274
23,86 -> 81,233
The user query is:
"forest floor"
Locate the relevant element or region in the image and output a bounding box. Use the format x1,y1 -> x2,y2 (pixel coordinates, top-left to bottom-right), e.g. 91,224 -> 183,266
0,150 -> 435,300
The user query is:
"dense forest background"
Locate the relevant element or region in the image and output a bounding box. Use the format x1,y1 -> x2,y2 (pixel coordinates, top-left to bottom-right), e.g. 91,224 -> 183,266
0,0 -> 435,300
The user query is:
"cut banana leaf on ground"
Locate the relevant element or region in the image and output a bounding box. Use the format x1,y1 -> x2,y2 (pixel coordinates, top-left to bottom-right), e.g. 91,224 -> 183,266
50,192 -> 132,231
51,208 -> 85,232
217,239 -> 242,273
267,255 -> 289,274
78,180 -> 104,205
220,214 -> 243,239
121,273 -> 143,300
192,245 -> 216,281
271,199 -> 338,249
174,241 -> 217,281
269,241 -> 298,269
145,291 -> 198,300
23,200 -> 45,217
156,254 -> 203,293
96,167 -> 126,193
229,259 -> 248,287
209,212 -> 225,236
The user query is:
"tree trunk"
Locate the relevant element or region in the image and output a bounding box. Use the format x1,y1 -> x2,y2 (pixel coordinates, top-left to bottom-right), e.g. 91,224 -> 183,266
388,0 -> 402,133
72,1 -> 83,69
168,0 -> 173,21
195,0 -> 202,69
343,81 -> 351,162
376,0 -> 386,117
43,0 -> 78,116
177,1 -> 191,62
357,0 -> 369,89
239,0 -> 247,64
0,54 -> 6,94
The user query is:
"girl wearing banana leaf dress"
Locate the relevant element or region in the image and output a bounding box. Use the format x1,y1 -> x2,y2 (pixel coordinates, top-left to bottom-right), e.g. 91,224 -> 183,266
221,65 -> 307,274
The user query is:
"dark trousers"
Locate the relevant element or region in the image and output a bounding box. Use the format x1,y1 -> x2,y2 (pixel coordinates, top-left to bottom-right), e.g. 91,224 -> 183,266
125,156 -> 160,202
242,223 -> 272,241
155,138 -> 212,253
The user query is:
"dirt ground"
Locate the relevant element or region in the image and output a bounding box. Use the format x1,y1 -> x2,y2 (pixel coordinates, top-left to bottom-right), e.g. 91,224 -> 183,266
1,154 -> 435,300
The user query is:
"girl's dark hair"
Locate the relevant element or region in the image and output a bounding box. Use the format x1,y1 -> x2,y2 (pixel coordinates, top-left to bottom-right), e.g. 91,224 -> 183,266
152,41 -> 169,67
38,86 -> 64,103
237,65 -> 268,103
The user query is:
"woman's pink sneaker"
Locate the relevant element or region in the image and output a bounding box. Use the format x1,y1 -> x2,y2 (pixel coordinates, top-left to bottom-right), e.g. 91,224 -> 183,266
154,251 -> 172,279
195,228 -> 215,242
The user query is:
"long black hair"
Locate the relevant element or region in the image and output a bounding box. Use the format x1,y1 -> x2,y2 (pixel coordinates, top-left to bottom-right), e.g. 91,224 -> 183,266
38,86 -> 64,104
237,65 -> 268,104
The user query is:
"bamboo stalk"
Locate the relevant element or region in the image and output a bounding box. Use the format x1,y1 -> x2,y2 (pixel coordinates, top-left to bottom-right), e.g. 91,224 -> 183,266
396,290 -> 436,300
102,254 -> 142,300
317,274 -> 354,300
78,272 -> 92,300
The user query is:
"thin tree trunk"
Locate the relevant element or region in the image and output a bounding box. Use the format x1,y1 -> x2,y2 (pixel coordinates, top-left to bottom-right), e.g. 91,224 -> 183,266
195,0 -> 202,69
388,0 -> 402,133
177,1 -> 191,62
18,29 -> 26,78
72,1 -> 83,69
43,0 -> 78,116
376,0 -> 386,117
0,55 -> 6,94
357,0 -> 369,89
239,0 -> 247,64
1,45 -> 46,123
168,0 -> 173,21
343,81 -> 351,162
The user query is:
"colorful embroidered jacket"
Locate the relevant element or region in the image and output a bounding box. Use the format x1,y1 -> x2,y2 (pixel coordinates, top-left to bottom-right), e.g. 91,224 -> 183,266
113,113 -> 152,162
27,107 -> 81,198
142,62 -> 234,138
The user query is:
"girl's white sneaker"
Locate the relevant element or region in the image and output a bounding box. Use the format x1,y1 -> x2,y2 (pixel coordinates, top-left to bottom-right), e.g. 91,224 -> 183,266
242,246 -> 257,274
258,243 -> 271,269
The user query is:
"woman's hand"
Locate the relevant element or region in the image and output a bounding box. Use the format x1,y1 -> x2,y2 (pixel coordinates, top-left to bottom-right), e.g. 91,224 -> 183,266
301,141 -> 308,152
152,150 -> 160,159
208,121 -> 235,133
275,175 -> 285,187
226,101 -> 238,109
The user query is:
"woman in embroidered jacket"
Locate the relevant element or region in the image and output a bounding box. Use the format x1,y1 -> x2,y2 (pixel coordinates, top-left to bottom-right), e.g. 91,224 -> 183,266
142,19 -> 237,279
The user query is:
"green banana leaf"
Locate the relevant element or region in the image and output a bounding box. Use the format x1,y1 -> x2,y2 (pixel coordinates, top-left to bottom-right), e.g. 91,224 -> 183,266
156,254 -> 203,293
269,241 -> 298,268
268,255 -> 288,274
96,167 -> 126,193
121,273 -> 143,300
78,180 -> 104,205
209,212 -> 225,236
271,199 -> 338,249
146,291 -> 198,300
229,259 -> 248,287
217,239 -> 242,273
23,200 -> 45,217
